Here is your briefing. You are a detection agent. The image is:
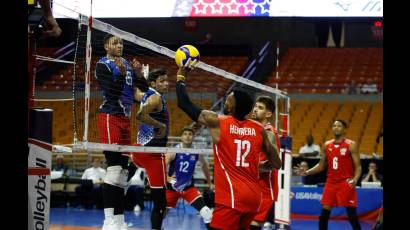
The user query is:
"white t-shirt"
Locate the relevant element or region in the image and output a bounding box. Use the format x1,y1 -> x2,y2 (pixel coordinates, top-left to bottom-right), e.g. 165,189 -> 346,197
82,167 -> 106,184
299,144 -> 321,156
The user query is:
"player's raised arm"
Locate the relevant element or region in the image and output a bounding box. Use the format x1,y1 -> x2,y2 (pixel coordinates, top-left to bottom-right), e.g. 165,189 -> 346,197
130,58 -> 149,102
40,0 -> 62,37
261,129 -> 282,170
176,67 -> 219,128
136,95 -> 167,138
348,141 -> 362,187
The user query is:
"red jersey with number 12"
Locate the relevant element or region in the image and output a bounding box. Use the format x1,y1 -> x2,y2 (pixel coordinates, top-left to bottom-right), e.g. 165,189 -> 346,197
213,115 -> 264,212
325,138 -> 355,183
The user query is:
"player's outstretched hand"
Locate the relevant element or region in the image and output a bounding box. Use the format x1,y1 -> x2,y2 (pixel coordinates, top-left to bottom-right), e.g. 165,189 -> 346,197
293,164 -> 307,176
167,174 -> 176,184
155,123 -> 167,138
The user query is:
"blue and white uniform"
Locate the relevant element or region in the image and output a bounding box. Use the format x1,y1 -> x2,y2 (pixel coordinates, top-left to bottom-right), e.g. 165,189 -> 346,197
136,87 -> 169,146
95,56 -> 136,117
168,143 -> 199,192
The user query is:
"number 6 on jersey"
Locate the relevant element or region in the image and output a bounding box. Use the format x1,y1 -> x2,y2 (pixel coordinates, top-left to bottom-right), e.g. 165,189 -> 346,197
333,157 -> 338,170
234,139 -> 251,167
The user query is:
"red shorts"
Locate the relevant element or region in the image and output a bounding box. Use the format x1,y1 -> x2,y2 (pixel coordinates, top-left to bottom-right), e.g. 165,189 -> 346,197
166,187 -> 202,208
321,181 -> 357,207
98,113 -> 131,145
131,147 -> 166,188
253,192 -> 274,223
210,204 -> 257,230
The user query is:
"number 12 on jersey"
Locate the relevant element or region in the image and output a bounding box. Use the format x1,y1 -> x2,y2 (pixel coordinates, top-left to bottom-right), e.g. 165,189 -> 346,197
234,139 -> 251,167
179,161 -> 189,173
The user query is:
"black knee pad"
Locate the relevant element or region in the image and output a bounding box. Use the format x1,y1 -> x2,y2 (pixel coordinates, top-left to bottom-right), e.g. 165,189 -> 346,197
191,196 -> 206,211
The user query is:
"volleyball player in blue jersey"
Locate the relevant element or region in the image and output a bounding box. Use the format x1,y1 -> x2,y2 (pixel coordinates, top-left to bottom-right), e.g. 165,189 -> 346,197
130,67 -> 170,230
95,34 -> 147,230
164,126 -> 213,228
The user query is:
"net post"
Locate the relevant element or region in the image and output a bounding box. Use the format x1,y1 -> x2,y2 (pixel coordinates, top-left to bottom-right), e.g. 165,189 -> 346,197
275,96 -> 292,229
83,3 -> 93,142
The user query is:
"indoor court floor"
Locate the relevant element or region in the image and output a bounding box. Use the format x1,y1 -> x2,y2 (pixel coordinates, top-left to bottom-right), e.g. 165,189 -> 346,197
50,204 -> 375,230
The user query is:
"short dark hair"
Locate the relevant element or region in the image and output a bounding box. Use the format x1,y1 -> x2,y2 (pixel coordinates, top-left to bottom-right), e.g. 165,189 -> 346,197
256,96 -> 275,113
181,126 -> 195,135
148,68 -> 167,82
103,34 -> 115,45
232,89 -> 254,121
334,119 -> 348,128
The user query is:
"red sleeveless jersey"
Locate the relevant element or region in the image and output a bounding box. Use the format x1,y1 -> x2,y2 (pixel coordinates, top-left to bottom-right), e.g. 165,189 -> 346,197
325,138 -> 355,183
258,123 -> 280,201
213,115 -> 264,212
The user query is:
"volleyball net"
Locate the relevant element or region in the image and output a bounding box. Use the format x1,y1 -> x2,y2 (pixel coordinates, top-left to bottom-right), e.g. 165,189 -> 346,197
36,7 -> 291,155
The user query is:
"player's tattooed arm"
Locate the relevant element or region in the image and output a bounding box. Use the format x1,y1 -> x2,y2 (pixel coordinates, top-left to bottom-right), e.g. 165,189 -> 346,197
197,110 -> 219,128
261,130 -> 281,170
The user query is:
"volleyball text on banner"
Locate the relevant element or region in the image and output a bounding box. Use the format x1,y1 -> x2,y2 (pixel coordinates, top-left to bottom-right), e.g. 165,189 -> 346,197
28,139 -> 52,230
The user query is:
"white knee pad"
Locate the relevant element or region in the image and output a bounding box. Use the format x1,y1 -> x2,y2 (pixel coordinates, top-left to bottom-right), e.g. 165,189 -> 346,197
104,166 -> 129,188
199,206 -> 213,224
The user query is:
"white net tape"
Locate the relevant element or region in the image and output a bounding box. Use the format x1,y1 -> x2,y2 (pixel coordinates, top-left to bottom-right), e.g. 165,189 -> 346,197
79,15 -> 288,98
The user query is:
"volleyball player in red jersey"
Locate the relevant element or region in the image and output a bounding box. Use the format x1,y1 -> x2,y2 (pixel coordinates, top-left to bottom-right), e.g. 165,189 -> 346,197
250,96 -> 280,230
175,67 -> 282,230
294,120 -> 362,230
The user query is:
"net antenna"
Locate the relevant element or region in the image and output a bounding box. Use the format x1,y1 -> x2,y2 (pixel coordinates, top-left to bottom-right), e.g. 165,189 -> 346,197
83,0 -> 93,142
